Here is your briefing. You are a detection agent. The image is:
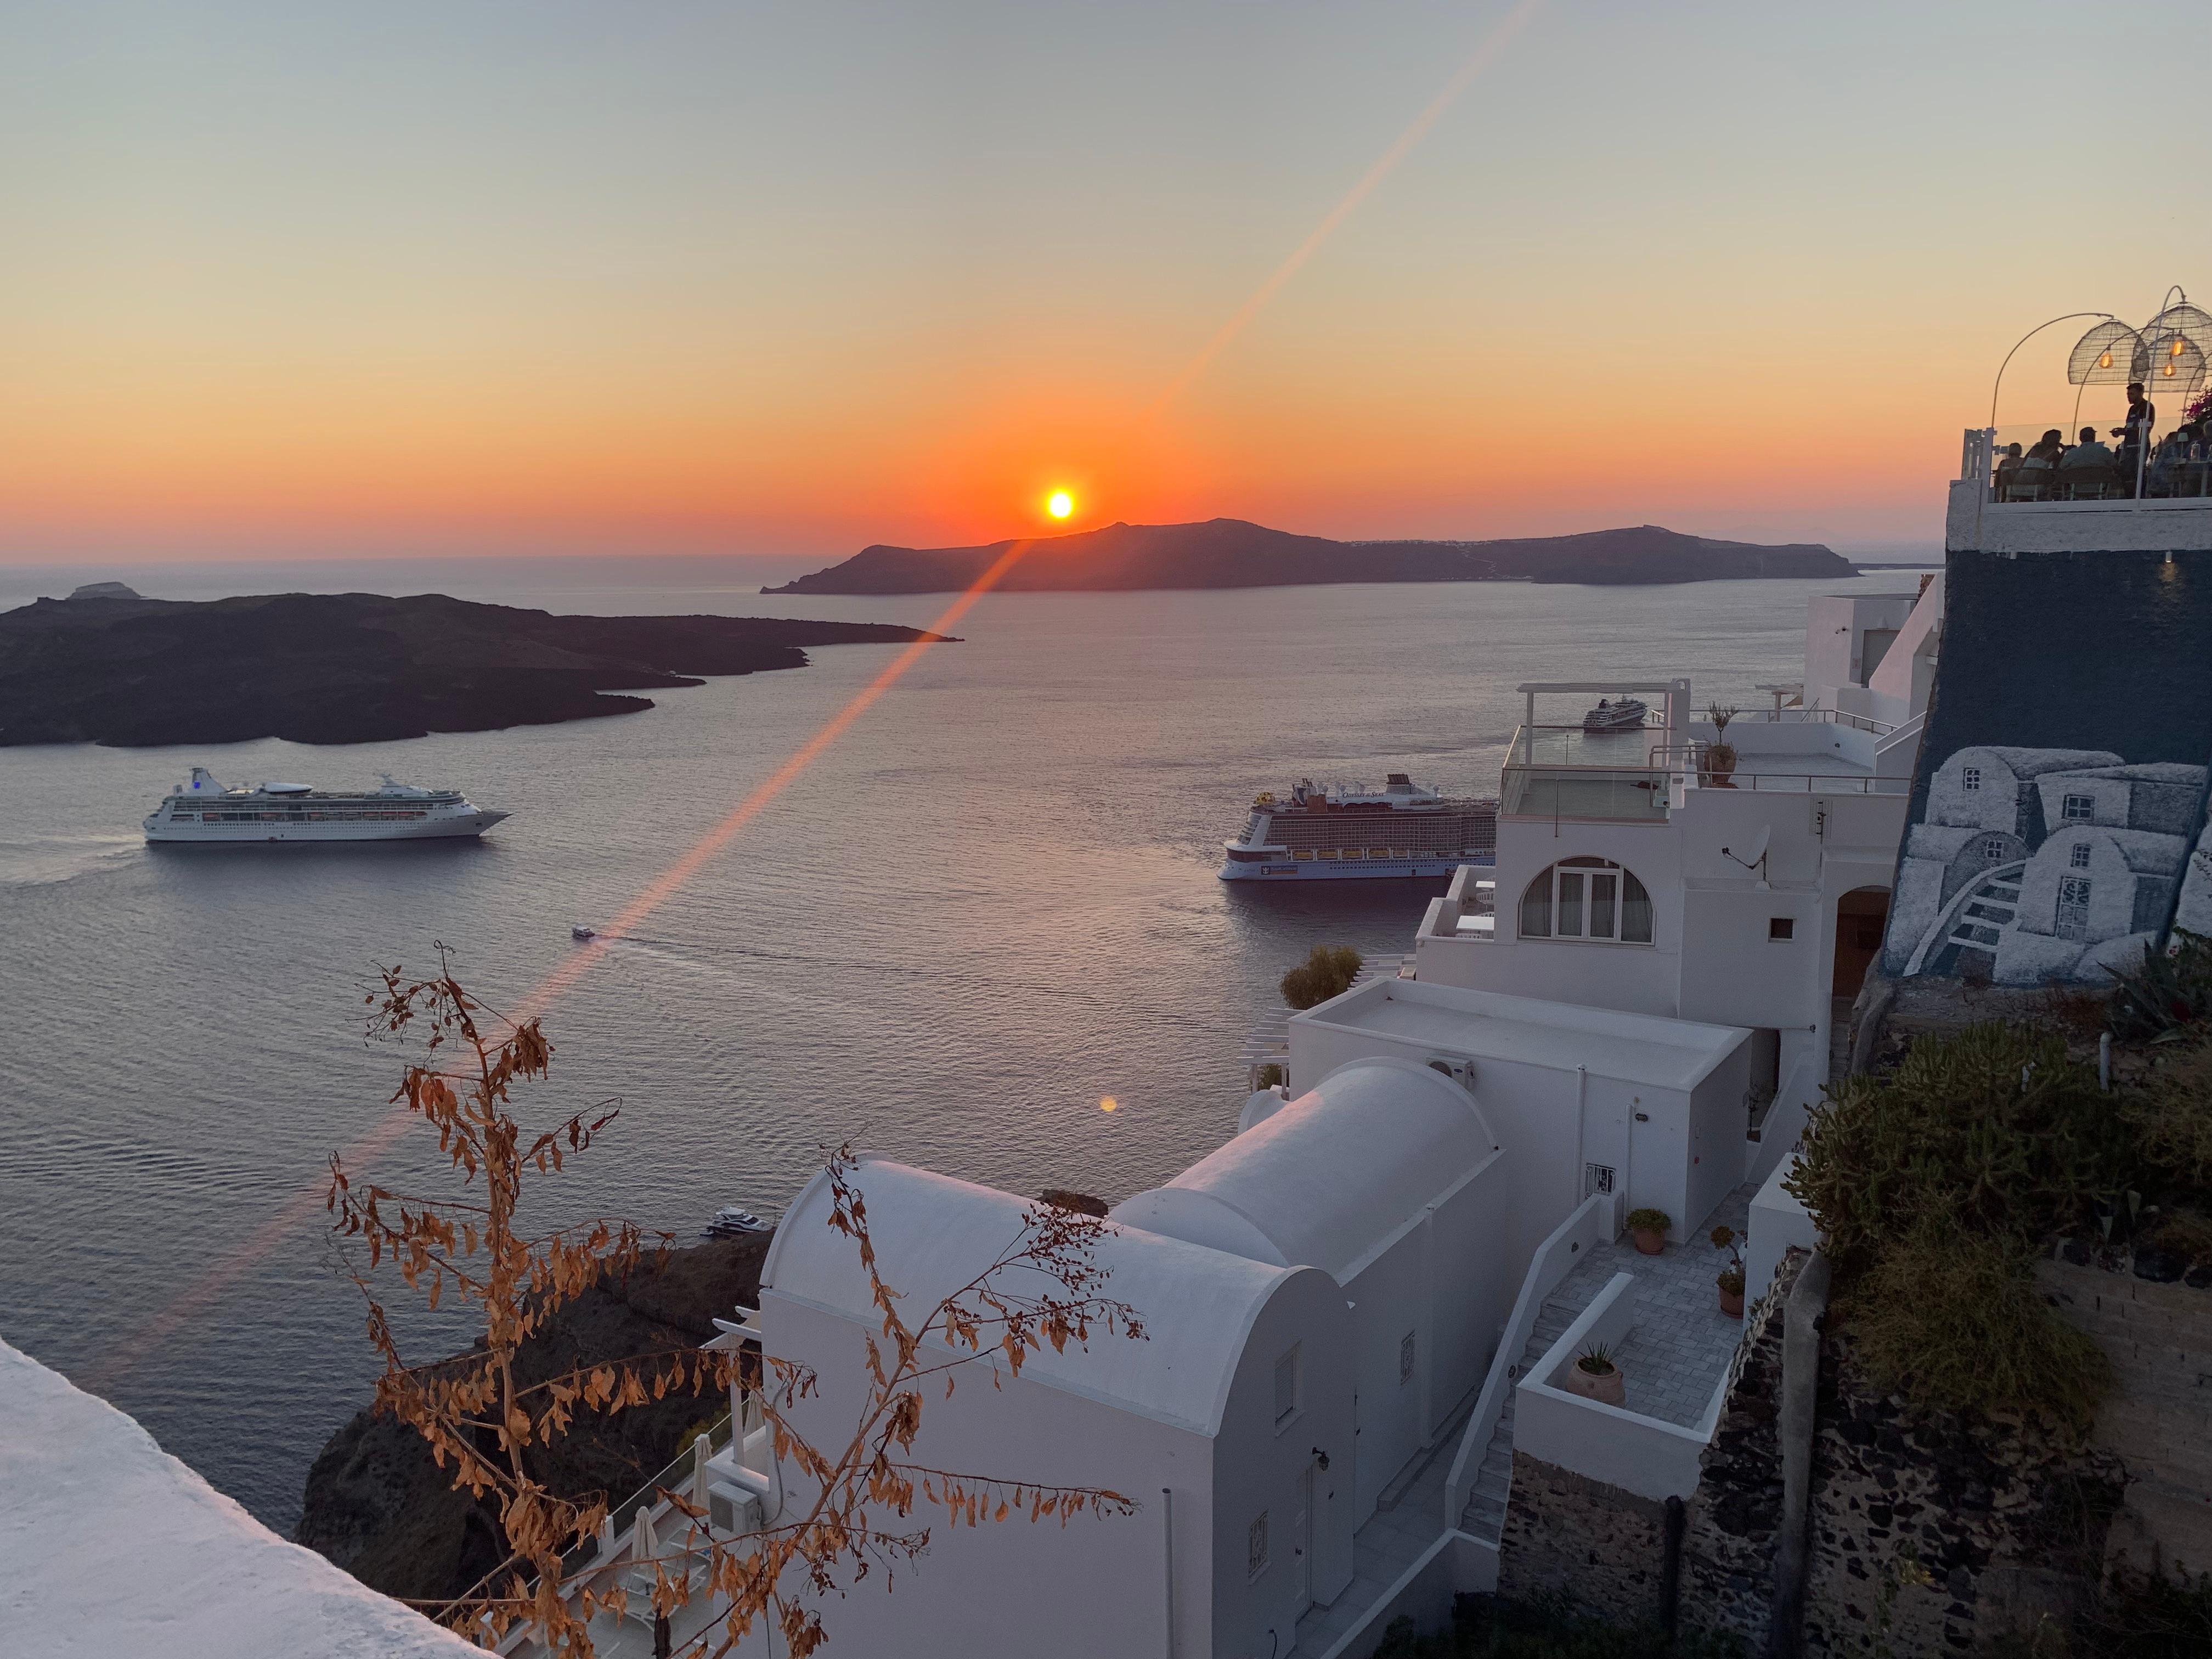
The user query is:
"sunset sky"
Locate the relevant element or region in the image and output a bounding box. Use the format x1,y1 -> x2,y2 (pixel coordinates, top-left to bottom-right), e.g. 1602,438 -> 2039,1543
4,0 -> 2206,562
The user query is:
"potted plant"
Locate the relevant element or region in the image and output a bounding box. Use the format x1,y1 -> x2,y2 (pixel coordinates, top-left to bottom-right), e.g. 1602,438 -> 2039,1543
1565,1341 -> 1626,1407
1626,1207 -> 1671,1255
1711,1224 -> 1746,1317
1701,703 -> 1740,788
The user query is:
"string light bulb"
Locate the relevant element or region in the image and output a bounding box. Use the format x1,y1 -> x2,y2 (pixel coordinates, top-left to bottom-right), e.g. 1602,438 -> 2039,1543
2099,350 -> 2113,369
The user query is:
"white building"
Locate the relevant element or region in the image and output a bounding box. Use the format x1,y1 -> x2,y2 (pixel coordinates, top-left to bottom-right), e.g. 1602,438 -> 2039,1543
1406,577 -> 1943,1175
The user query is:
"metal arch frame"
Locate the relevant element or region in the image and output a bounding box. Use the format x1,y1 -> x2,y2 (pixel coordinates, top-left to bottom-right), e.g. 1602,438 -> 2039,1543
1990,311 -> 2113,431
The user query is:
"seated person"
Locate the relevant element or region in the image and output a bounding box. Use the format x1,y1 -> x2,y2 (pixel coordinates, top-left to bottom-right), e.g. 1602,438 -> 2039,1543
2060,425 -> 2113,468
2021,429 -> 2064,469
1994,442 -> 2024,482
2146,431 -> 2190,494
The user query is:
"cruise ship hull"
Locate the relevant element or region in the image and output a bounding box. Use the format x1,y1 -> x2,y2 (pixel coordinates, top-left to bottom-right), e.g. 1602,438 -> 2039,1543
146,811 -> 509,844
1219,852 -> 1492,881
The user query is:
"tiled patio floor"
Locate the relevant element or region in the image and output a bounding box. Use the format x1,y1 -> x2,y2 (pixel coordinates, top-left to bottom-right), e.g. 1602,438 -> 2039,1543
1534,1182 -> 1757,1427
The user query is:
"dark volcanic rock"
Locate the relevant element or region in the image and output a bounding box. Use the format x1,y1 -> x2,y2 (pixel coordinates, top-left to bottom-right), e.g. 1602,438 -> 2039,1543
0,590 -> 955,747
296,1234 -> 770,1604
761,517 -> 1854,595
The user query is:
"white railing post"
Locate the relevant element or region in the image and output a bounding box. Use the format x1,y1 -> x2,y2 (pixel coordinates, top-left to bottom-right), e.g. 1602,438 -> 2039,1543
694,1432 -> 713,1506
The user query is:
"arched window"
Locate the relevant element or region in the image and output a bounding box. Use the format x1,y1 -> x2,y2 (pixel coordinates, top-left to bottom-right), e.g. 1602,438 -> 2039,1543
1519,857 -> 1653,944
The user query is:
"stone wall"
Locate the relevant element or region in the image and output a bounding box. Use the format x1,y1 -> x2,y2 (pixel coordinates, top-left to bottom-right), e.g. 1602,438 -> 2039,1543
1676,1250 -> 1801,1647
1500,1254 -> 1802,1637
2039,1249 -> 2212,1580
1797,1340 -> 2123,1657
1496,1453 -> 1670,1620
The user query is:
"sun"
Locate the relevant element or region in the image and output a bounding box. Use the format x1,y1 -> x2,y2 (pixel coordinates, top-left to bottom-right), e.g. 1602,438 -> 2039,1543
1046,490 -> 1074,520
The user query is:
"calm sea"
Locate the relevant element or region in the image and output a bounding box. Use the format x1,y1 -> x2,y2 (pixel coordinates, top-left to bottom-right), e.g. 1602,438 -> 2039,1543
0,554 -> 1929,1532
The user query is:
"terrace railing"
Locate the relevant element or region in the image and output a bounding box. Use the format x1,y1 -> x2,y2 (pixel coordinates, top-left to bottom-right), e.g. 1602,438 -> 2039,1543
1499,725 -> 1908,823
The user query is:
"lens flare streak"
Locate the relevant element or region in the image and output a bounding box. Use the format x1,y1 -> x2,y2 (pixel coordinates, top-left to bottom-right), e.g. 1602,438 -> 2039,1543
101,1 -> 1559,1387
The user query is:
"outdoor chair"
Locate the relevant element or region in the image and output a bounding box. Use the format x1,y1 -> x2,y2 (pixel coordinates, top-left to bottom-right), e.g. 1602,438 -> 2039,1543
2056,466 -> 2120,500
2000,471 -> 2051,502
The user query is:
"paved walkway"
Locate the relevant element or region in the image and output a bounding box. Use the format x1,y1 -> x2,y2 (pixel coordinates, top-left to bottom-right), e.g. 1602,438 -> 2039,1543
1460,1181 -> 1759,1541
1289,1392 -> 1465,1659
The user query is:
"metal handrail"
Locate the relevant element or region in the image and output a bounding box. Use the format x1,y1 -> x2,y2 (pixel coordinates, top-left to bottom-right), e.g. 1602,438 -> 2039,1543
1500,761 -> 1908,796
1734,707 -> 1899,736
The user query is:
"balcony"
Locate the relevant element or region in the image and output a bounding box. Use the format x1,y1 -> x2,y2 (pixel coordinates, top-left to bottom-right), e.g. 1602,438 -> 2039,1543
1498,719 -> 1908,826
1950,427 -> 2212,555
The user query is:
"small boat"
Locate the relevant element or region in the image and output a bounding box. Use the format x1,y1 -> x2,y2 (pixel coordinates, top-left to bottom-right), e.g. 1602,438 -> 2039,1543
704,1205 -> 772,1239
1581,697 -> 1650,733
571,924 -> 597,941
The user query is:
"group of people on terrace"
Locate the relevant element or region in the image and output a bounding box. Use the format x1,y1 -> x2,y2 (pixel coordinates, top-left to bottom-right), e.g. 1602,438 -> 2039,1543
1993,383 -> 2210,500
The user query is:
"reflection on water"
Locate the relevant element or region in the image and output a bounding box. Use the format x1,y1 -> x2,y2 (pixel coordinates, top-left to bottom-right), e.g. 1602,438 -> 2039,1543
0,558 -> 1926,1530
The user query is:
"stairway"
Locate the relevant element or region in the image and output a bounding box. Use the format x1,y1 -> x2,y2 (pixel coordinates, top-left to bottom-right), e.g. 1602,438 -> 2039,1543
1459,1301 -> 1577,1544
1948,867 -> 2024,951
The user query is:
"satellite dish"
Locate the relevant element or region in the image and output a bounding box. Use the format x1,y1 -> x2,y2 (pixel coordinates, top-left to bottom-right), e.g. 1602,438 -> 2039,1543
1722,826 -> 1773,889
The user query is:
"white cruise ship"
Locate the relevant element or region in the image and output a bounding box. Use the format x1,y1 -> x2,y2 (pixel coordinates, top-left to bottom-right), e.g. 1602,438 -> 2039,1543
1219,773 -> 1498,880
143,768 -> 509,843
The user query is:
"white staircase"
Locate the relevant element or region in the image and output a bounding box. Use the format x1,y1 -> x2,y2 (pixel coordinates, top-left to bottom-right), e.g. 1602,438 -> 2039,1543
1458,1300 -> 1576,1543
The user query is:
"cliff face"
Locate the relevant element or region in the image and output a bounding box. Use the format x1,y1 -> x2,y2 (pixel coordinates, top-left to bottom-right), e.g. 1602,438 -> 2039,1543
295,1234 -> 770,1605
0,591 -> 954,747
761,518 -> 1855,595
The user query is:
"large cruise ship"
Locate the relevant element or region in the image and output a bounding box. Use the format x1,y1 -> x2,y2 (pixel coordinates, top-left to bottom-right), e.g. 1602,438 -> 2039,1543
143,769 -> 509,843
1218,774 -> 1497,880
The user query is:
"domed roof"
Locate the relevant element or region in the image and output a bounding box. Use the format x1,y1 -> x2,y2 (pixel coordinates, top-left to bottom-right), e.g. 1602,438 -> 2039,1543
763,1157 -> 1310,1435
1110,1059 -> 1499,1282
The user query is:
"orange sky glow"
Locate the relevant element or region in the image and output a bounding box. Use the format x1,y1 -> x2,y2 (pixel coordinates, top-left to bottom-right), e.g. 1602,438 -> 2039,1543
2,2 -> 2205,562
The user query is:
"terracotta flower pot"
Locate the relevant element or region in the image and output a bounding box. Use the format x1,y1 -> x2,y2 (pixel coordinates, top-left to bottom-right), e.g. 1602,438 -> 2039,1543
1632,1227 -> 1666,1256
1719,1284 -> 1745,1318
1565,1362 -> 1626,1408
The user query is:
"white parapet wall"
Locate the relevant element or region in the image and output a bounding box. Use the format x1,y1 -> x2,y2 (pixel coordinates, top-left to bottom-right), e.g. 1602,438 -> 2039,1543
0,1337 -> 483,1659
1946,479 -> 2212,555
1512,1274 -> 1724,1503
1747,1150 -> 1820,1300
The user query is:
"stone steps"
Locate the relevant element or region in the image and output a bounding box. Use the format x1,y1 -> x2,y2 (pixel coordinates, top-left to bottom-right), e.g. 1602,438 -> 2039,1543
1459,1290 -> 1582,1544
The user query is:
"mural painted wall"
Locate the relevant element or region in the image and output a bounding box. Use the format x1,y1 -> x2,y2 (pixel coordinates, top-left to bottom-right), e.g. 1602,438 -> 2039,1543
1886,549 -> 2212,985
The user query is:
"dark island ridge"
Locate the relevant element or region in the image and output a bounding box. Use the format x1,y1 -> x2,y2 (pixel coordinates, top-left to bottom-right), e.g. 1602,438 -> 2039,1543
0,587 -> 957,748
763,517 -> 1858,595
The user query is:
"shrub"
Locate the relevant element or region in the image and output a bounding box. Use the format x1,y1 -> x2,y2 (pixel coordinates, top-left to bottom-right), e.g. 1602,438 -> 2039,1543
2108,928 -> 2212,1042
1785,1022 -> 2129,1269
1255,1062 -> 1285,1090
1440,1595 -> 1747,1658
1625,1207 -> 1671,1234
2147,1207 -> 2212,1266
2116,1036 -> 2212,1197
2081,1565 -> 2212,1659
1844,1221 -> 2111,1432
1280,944 -> 1362,1010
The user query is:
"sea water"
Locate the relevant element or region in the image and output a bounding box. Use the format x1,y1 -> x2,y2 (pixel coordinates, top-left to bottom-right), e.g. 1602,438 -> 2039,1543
0,555 -> 1929,1531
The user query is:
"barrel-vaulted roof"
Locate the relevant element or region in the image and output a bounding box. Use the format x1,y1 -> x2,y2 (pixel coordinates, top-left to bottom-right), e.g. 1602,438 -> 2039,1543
1111,1059 -> 1500,1283
763,1157 -> 1305,1436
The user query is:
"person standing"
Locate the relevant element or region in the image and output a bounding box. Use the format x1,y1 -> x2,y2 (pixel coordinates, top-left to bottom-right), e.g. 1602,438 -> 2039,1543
2113,381 -> 2156,493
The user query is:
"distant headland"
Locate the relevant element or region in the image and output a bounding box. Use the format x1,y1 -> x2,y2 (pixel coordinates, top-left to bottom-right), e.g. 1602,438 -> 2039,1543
0,586 -> 955,748
761,518 -> 1857,595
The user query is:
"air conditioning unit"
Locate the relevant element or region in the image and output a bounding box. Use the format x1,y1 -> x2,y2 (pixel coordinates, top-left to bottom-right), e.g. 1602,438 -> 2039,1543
1426,1057 -> 1476,1091
708,1480 -> 764,1538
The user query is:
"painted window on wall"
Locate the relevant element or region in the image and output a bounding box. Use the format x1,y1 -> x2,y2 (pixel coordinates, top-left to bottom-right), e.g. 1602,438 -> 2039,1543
2063,794 -> 2095,822
1399,1331 -> 1417,1385
1519,857 -> 1654,943
1248,1513 -> 1270,1578
2070,844 -> 2092,869
1979,836 -> 2008,860
1273,1346 -> 1300,1426
1962,767 -> 1982,791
